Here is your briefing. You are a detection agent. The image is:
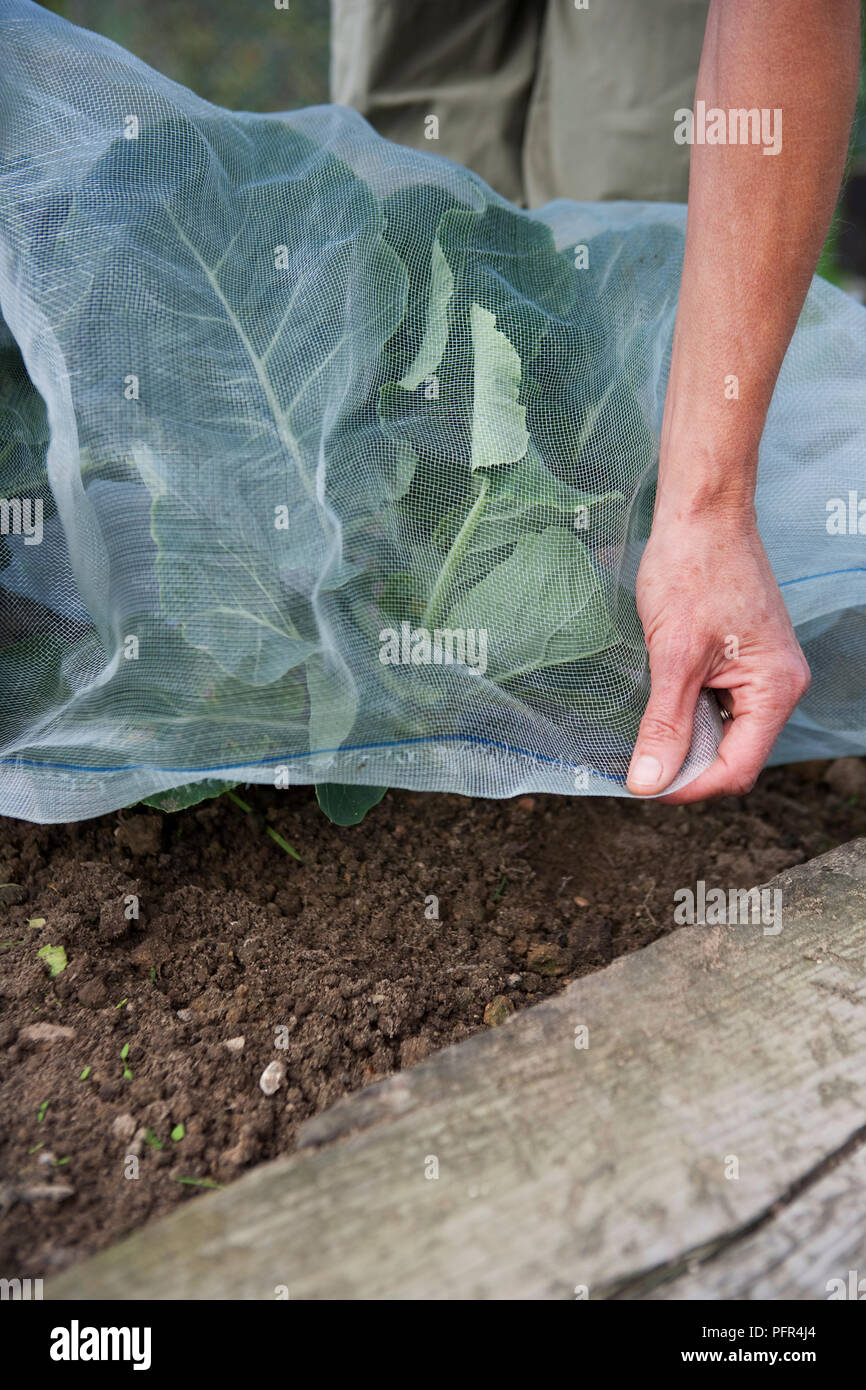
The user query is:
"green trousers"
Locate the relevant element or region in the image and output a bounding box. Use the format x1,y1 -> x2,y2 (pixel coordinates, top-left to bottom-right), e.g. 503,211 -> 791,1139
331,0 -> 709,206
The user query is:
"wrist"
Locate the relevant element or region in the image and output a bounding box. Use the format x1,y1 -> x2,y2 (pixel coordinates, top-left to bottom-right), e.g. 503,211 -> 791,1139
658,349 -> 766,524
652,469 -> 758,530
656,427 -> 758,528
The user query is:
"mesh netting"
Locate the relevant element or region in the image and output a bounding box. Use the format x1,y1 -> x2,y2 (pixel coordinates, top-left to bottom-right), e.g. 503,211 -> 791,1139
1,0 -> 865,822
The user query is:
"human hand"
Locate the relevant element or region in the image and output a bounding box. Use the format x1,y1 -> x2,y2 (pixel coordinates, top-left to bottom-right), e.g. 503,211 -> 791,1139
626,503 -> 811,802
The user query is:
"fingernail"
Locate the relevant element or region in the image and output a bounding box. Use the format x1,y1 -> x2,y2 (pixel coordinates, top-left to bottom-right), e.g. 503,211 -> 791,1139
629,754 -> 664,790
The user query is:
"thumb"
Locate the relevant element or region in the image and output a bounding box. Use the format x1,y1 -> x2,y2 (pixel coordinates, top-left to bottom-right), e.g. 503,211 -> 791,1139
627,658 -> 700,796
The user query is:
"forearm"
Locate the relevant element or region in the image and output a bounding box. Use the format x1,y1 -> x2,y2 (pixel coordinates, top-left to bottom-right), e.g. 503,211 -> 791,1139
657,0 -> 860,521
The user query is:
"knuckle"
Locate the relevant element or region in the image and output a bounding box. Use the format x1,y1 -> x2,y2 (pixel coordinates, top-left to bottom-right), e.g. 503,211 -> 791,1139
756,652 -> 812,709
776,664 -> 811,709
779,647 -> 811,683
794,659 -> 812,697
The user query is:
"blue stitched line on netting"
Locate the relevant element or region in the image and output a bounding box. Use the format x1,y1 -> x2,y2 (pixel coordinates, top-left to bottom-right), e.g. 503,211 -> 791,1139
779,567 -> 866,586
1,733 -> 628,786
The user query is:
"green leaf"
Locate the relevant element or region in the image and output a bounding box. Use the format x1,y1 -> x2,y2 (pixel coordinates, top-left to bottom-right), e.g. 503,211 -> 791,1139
171,1123 -> 185,1142
306,650 -> 358,763
469,304 -> 528,472
377,570 -> 425,624
398,238 -> 454,390
466,444 -> 618,557
265,826 -> 303,862
37,943 -> 67,978
315,783 -> 387,825
141,779 -> 238,813
87,116 -> 406,686
414,307 -> 538,626
436,204 -> 578,366
379,182 -> 470,380
225,789 -> 253,813
445,526 -> 615,681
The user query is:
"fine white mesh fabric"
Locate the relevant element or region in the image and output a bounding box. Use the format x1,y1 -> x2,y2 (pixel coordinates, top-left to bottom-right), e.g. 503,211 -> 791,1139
1,0 -> 864,822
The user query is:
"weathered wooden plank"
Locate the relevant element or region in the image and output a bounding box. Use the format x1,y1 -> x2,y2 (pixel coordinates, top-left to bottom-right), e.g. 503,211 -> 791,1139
639,1142 -> 866,1301
48,839 -> 866,1300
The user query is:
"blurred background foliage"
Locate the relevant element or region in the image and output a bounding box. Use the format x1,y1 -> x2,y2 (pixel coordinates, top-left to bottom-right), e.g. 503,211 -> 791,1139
43,0 -> 866,292
820,5 -> 866,294
45,0 -> 331,110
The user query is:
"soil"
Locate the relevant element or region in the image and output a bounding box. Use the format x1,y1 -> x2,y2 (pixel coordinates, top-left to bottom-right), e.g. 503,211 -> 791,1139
1,761 -> 865,1277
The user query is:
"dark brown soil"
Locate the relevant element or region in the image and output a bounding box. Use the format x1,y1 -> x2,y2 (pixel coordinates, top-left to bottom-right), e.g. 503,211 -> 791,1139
1,762 -> 864,1276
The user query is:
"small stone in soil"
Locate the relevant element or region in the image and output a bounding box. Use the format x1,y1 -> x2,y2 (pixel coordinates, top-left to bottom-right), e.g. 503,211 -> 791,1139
111,1113 -> 137,1144
127,1127 -> 148,1158
483,995 -> 514,1027
525,942 -> 569,977
259,1060 -> 284,1096
19,1183 -> 75,1203
19,1023 -> 76,1045
824,757 -> 866,799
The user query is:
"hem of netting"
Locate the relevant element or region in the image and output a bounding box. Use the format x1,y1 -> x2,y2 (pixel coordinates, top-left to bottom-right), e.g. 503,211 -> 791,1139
0,730 -> 713,822
2,734 -> 629,783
